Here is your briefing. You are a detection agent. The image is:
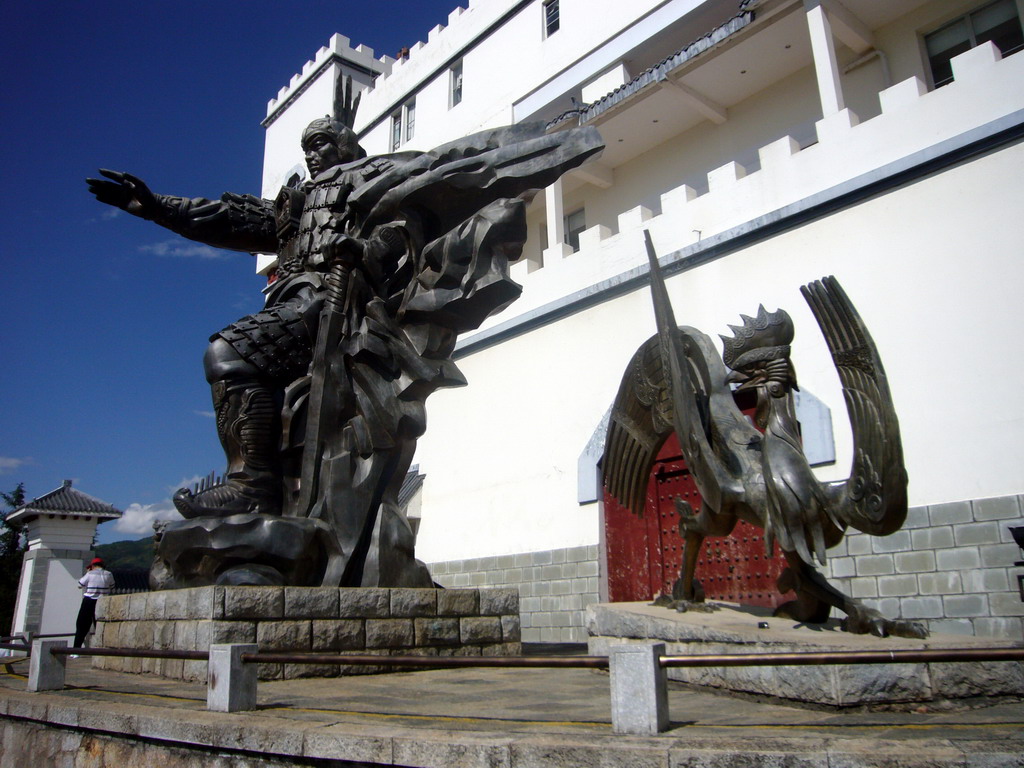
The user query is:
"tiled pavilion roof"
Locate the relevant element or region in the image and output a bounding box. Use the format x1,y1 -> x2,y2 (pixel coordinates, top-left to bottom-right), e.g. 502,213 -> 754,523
8,479 -> 122,523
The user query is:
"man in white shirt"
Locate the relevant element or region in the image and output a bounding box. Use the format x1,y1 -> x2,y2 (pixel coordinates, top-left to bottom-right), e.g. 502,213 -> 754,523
74,557 -> 115,649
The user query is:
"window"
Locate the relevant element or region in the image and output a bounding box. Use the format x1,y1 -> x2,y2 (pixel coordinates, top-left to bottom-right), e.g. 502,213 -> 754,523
405,99 -> 416,142
390,113 -> 402,151
925,0 -> 1023,87
564,208 -> 585,252
391,100 -> 417,149
450,61 -> 463,108
543,0 -> 560,37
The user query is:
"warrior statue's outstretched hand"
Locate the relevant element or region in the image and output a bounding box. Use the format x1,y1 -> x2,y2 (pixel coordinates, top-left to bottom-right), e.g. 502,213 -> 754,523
86,169 -> 162,220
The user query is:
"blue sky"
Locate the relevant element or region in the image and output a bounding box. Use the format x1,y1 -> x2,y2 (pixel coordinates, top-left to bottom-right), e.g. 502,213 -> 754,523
1,0 -> 462,543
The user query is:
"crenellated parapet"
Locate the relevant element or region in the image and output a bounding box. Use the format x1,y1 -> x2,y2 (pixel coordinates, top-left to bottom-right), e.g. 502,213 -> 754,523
264,5 -> 487,132
477,42 -> 1024,337
263,33 -> 394,127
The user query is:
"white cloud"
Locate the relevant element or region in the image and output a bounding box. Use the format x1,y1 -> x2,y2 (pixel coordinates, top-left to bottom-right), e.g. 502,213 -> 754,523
193,410 -> 216,419
172,474 -> 212,493
114,501 -> 183,535
139,240 -> 229,260
113,474 -> 228,535
101,208 -> 122,220
0,456 -> 31,474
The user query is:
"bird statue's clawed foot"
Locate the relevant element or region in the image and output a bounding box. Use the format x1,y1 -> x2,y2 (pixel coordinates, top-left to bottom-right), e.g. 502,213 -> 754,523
671,575 -> 705,603
772,596 -> 832,624
773,567 -> 832,623
842,606 -> 928,639
651,592 -> 717,614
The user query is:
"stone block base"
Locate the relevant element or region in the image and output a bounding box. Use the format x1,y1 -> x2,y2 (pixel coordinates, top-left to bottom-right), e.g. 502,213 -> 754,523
587,602 -> 1024,707
95,586 -> 520,682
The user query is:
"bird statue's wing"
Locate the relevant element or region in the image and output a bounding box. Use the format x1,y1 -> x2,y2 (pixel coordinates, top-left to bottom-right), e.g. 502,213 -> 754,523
602,335 -> 675,516
602,232 -> 750,517
801,276 -> 908,536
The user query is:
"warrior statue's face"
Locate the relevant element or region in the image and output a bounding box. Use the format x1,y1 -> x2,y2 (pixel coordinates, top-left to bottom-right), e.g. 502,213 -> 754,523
303,132 -> 345,176
301,118 -> 364,177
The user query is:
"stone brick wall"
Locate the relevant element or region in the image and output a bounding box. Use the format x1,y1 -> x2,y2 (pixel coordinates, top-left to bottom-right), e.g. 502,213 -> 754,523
427,494 -> 1024,643
823,494 -> 1024,638
95,586 -> 520,681
428,545 -> 601,643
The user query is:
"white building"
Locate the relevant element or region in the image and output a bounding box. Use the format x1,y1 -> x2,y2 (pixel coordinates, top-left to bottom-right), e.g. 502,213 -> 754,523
257,0 -> 1024,641
8,481 -> 122,643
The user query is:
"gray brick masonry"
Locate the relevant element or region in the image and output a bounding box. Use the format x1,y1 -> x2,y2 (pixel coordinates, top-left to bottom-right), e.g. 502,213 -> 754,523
929,501 -> 973,526
429,545 -> 600,643
100,490 -> 1023,670
96,586 -> 519,682
825,493 -> 1024,639
433,495 -> 1022,642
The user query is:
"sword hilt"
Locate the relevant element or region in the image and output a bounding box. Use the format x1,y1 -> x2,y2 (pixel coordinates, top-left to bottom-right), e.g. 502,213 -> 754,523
323,260 -> 352,312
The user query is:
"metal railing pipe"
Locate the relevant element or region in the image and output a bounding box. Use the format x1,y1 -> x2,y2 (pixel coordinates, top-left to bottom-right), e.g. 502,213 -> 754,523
48,647 -> 210,661
659,647 -> 1024,668
241,652 -> 609,668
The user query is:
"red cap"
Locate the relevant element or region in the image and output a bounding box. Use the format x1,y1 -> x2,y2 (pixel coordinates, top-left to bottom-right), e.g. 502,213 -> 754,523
90,558 -> 104,567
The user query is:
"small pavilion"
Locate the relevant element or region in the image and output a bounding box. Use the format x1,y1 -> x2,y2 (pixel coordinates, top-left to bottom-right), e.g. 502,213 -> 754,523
7,480 -> 121,643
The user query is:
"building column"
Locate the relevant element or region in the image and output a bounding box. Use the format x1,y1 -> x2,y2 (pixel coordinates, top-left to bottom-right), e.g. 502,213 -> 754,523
805,0 -> 845,116
544,178 -> 574,260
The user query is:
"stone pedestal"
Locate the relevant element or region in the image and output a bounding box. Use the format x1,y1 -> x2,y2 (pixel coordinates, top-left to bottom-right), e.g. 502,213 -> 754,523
587,601 -> 1024,707
95,586 -> 520,682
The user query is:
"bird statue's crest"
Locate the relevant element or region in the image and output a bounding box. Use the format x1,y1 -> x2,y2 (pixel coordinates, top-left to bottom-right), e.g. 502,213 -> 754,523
720,305 -> 794,371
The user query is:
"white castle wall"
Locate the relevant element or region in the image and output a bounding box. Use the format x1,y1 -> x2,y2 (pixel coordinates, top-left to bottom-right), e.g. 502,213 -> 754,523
412,43 -> 1024,564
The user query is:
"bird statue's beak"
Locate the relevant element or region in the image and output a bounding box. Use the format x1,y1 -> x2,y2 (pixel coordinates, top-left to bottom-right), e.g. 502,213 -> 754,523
726,369 -> 758,391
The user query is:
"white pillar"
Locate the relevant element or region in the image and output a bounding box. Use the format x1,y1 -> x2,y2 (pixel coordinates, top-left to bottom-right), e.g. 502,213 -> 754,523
207,643 -> 259,712
608,641 -> 669,734
805,0 -> 845,116
27,639 -> 68,692
544,178 -> 574,260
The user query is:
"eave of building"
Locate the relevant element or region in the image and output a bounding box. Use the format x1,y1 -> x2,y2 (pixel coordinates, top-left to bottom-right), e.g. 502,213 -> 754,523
7,480 -> 122,524
546,0 -> 814,178
14,509 -> 122,522
574,11 -> 756,127
548,0 -> 930,180
398,467 -> 426,509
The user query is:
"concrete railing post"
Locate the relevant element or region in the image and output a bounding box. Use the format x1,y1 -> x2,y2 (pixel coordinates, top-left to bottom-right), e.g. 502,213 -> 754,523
609,641 -> 669,734
207,643 -> 258,712
27,639 -> 68,692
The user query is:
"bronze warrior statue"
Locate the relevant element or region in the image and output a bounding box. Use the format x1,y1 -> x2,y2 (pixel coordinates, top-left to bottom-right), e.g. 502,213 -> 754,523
89,79 -> 603,589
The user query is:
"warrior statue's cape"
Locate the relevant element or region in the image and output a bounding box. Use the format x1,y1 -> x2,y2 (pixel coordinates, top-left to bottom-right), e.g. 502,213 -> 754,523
295,122 -> 604,586
349,123 -> 604,240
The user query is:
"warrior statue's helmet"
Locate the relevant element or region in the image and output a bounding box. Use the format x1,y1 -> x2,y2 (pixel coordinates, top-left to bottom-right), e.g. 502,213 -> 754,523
301,73 -> 367,164
301,117 -> 367,163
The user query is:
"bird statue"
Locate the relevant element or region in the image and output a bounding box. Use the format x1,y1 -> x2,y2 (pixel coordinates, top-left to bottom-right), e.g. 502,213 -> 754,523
602,231 -> 926,638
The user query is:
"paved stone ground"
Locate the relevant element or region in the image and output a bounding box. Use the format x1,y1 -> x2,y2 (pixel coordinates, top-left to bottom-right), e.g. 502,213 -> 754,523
1,655 -> 1023,766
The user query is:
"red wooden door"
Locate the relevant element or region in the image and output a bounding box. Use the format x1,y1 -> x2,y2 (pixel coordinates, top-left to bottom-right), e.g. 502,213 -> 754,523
605,428 -> 792,608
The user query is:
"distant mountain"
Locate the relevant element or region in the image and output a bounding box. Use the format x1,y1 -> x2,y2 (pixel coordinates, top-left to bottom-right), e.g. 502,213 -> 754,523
95,537 -> 154,571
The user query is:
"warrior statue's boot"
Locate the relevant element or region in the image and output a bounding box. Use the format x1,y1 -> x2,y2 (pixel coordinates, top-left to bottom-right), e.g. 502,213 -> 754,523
174,380 -> 282,518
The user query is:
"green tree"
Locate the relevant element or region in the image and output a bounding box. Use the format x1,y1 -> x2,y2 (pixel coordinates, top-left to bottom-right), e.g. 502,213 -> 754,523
0,483 -> 27,635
